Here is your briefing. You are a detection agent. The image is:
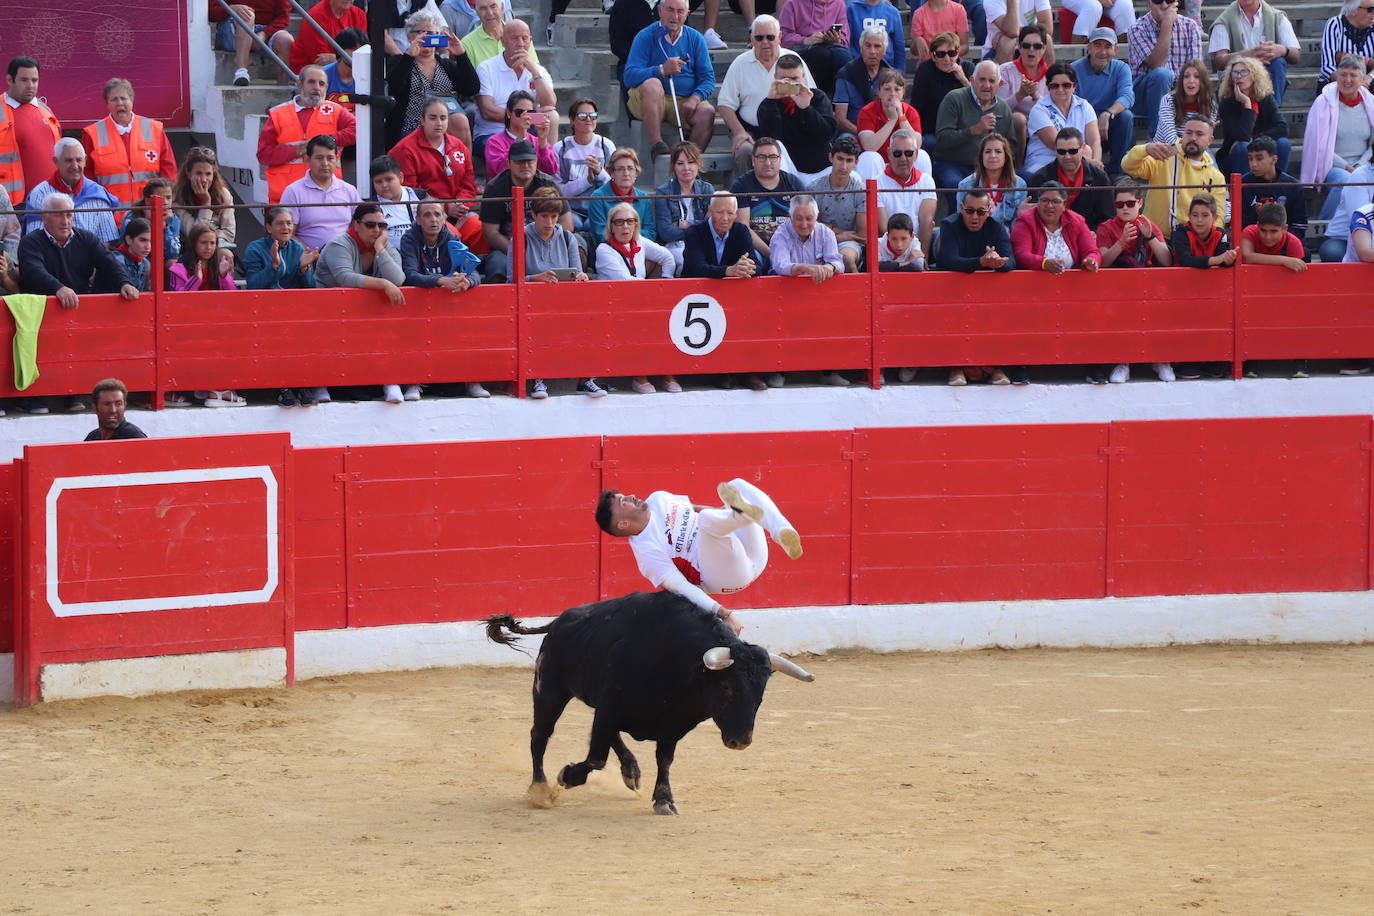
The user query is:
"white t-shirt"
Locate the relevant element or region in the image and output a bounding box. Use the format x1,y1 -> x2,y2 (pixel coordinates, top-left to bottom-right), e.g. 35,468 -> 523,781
628,492 -> 703,589
876,169 -> 937,228
1024,94 -> 1098,174
1207,13 -> 1298,54
983,0 -> 1051,56
375,186 -> 424,238
476,54 -> 550,138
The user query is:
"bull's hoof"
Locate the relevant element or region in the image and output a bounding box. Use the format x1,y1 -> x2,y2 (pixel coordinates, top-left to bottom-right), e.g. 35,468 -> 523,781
653,799 -> 679,816
557,764 -> 588,788
525,780 -> 560,809
621,762 -> 641,792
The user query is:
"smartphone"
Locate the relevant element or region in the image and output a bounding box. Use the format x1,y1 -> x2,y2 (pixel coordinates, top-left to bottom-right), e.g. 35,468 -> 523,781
830,22 -> 844,31
550,268 -> 580,281
527,111 -> 548,126
422,33 -> 449,48
775,81 -> 801,96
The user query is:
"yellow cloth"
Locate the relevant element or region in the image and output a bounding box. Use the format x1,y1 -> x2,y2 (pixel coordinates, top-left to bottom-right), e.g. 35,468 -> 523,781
4,293 -> 46,390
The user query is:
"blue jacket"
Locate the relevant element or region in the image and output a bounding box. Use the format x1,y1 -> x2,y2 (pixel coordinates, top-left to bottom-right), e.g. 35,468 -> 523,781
846,0 -> 903,70
242,236 -> 317,290
623,23 -> 715,99
587,184 -> 657,243
397,223 -> 482,288
1071,57 -> 1134,116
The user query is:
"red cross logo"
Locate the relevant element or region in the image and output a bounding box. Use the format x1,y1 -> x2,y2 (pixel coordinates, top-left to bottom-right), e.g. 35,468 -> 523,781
319,102 -> 335,116
144,149 -> 158,163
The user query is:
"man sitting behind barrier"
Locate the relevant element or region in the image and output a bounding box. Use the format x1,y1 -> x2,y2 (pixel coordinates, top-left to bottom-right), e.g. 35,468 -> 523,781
833,26 -> 890,136
730,137 -> 805,264
479,139 -> 569,284
934,60 -> 1014,207
280,135 -> 360,252
682,192 -> 758,280
86,379 -> 146,441
875,130 -> 936,259
18,193 -> 138,309
244,206 -> 317,290
808,135 -> 881,274
1238,134 -> 1305,237
21,138 -> 121,244
755,53 -> 838,179
1123,116 -> 1228,241
772,195 -> 849,387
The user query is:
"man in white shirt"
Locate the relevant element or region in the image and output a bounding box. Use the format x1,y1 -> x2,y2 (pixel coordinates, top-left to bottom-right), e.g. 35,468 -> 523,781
875,130 -> 937,256
596,479 -> 803,636
718,14 -> 817,174
475,19 -> 558,148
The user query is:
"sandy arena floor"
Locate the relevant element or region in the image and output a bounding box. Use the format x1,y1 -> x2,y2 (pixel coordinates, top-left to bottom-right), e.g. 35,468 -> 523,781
2,644 -> 1372,914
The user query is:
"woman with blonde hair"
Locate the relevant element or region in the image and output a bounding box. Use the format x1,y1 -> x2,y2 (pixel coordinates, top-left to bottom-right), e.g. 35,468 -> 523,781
595,202 -> 679,394
1216,56 -> 1290,176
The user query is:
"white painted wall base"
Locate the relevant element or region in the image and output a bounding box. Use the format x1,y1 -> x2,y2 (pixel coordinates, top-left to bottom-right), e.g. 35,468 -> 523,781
296,590 -> 1374,681
3,375 -> 1372,464
38,647 -> 286,702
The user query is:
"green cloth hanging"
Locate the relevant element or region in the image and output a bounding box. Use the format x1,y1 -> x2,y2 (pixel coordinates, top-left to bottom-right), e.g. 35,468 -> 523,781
5,293 -> 47,390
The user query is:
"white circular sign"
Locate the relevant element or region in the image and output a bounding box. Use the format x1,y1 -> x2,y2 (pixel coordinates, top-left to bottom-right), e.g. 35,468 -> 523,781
669,294 -> 727,356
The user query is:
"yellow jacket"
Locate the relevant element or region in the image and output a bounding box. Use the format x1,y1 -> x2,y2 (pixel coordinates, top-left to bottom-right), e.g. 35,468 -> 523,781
1122,143 -> 1228,239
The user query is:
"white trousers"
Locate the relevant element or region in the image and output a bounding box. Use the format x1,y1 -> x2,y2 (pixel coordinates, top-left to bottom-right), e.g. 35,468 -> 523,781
1061,0 -> 1135,36
697,478 -> 791,593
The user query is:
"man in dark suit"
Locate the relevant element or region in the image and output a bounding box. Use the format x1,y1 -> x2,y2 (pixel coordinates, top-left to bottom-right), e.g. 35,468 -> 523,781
682,192 -> 759,279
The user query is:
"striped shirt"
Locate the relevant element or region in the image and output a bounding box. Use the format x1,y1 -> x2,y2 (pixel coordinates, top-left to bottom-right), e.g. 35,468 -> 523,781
1127,13 -> 1203,79
1320,15 -> 1374,82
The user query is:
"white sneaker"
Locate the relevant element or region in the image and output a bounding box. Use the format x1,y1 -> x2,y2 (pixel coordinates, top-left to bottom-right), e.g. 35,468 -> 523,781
1108,364 -> 1130,384
529,379 -> 548,399
1153,362 -> 1175,382
383,384 -> 403,404
403,384 -> 422,401
897,367 -> 917,383
313,387 -> 331,403
232,68 -> 251,87
704,27 -> 727,49
820,371 -> 850,387
467,382 -> 491,398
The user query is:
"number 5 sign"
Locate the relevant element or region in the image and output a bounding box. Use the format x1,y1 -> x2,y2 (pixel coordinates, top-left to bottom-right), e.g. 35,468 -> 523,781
669,294 -> 727,356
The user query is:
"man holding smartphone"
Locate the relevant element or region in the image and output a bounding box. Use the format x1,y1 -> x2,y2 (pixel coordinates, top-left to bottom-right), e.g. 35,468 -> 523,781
623,0 -> 717,158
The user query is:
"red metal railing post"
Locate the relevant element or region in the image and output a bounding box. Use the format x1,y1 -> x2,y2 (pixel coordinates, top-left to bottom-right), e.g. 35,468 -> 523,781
866,178 -> 880,389
151,193 -> 166,410
512,185 -> 526,399
1229,172 -> 1243,379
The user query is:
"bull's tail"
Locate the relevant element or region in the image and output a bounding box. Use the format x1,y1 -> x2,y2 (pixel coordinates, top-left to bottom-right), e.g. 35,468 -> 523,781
485,614 -> 553,649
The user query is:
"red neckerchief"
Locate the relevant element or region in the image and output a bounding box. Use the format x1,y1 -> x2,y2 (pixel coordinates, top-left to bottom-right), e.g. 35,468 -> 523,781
606,236 -> 641,275
780,97 -> 797,116
50,171 -> 83,195
1341,92 -> 1363,108
115,241 -> 144,264
883,163 -> 924,186
885,238 -> 906,258
1013,58 -> 1047,84
985,178 -> 1006,206
1188,226 -> 1223,258
1056,163 -> 1085,206
347,225 -> 369,250
614,184 -> 636,204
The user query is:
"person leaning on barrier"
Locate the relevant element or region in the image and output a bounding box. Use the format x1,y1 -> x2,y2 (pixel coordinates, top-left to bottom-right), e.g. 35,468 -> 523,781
1029,127 -> 1114,231
85,379 -> 146,441
1012,181 -> 1102,274
682,192 -> 758,280
808,135 -> 882,274
934,186 -> 1013,273
243,206 -> 318,290
111,217 -> 153,292
18,193 -> 139,309
1241,201 -> 1306,272
257,64 -> 356,205
595,202 -> 680,396
316,203 -> 405,303
479,139 -> 570,284
280,135 -> 360,252
1122,116 -> 1227,240
21,138 -> 120,244
400,199 -> 482,292
522,188 -> 594,400
1097,178 -> 1171,268
1170,193 -> 1234,380
769,194 -> 843,281
80,78 -> 178,208
876,212 -> 925,272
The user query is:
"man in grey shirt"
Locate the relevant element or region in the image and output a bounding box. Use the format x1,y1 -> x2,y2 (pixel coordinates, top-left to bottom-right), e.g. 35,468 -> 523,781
805,135 -> 883,273
934,60 -> 1014,202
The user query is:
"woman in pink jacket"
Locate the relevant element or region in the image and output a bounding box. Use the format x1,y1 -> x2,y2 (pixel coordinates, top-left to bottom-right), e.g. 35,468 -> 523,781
779,0 -> 853,96
1301,55 -> 1374,262
1011,182 -> 1101,273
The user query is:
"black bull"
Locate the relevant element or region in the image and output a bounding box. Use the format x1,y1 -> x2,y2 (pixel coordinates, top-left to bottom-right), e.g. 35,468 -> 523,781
486,591 -> 815,815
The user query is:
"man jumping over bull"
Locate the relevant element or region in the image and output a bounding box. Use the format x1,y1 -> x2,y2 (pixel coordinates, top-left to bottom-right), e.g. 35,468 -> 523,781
595,479 -> 802,636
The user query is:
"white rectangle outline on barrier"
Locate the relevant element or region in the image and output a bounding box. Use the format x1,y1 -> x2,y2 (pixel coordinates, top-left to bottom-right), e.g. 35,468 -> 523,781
45,466 -> 279,618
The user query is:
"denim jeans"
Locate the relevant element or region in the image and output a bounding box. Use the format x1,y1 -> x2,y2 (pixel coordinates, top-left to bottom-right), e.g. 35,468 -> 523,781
932,159 -> 974,210
1266,55 -> 1288,105
1103,108 -> 1134,174
1132,67 -> 1174,137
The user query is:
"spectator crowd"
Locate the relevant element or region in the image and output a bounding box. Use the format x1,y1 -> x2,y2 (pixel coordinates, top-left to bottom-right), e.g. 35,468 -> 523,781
3,0 -> 1373,410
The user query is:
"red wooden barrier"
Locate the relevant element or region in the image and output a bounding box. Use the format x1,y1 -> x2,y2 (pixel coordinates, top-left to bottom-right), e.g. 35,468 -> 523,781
599,431 -> 854,609
0,462 -> 15,653
1105,416 -> 1372,596
157,286 -> 517,392
874,269 -> 1234,369
1235,264 -> 1374,361
341,437 -> 603,626
12,432 -> 293,706
293,447 -> 348,632
851,424 -> 1112,604
0,293 -> 155,398
521,275 -> 874,379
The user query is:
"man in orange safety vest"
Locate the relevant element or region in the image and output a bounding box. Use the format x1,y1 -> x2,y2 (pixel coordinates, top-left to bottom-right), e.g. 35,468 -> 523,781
0,56 -> 61,206
257,64 -> 357,203
80,78 -> 178,209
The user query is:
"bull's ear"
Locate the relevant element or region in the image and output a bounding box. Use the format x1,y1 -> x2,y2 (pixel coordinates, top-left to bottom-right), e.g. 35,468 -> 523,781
702,647 -> 734,670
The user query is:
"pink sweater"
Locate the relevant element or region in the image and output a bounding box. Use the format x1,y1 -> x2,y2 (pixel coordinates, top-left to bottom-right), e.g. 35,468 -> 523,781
779,0 -> 851,50
1300,83 -> 1374,184
170,262 -> 237,292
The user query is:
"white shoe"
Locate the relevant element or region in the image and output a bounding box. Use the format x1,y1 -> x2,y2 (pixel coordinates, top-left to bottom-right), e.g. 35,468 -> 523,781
232,68 -> 251,87
897,367 -> 917,383
631,377 -> 656,394
313,387 -> 331,403
764,372 -> 785,388
1108,364 -> 1130,384
383,384 -> 403,404
1153,362 -> 1175,382
704,27 -> 727,49
529,379 -> 548,399
717,481 -> 764,523
467,382 -> 491,398
820,371 -> 850,387
403,384 -> 423,401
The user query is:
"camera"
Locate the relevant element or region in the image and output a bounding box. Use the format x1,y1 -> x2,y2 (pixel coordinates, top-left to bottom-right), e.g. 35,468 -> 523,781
421,33 -> 449,48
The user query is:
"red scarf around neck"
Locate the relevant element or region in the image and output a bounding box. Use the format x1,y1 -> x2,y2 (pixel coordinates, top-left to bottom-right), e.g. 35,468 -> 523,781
1013,57 -> 1047,85
606,236 -> 641,275
1056,163 -> 1085,206
116,241 -> 144,264
984,177 -> 1006,206
614,184 -> 637,204
1341,91 -> 1364,108
779,97 -> 798,116
1187,226 -> 1223,258
884,163 -> 924,186
51,171 -> 83,195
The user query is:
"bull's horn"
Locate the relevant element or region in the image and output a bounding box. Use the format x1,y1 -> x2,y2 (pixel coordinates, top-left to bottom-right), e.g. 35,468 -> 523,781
770,653 -> 816,682
702,647 -> 734,670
